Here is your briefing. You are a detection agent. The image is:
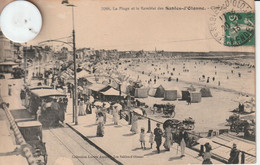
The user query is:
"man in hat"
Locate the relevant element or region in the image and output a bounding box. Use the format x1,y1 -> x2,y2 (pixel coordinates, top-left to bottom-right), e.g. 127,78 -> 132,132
228,143 -> 240,164
154,123 -> 163,153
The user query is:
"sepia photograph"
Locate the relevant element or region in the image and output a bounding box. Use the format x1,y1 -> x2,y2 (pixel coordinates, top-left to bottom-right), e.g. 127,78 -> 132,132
0,0 -> 256,164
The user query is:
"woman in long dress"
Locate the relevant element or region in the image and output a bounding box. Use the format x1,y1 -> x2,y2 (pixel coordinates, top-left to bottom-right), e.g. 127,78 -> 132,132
96,112 -> 104,137
78,98 -> 86,116
130,112 -> 138,133
163,125 -> 172,151
179,129 -> 188,157
85,99 -> 91,114
113,106 -> 119,125
101,105 -> 107,124
94,106 -> 101,124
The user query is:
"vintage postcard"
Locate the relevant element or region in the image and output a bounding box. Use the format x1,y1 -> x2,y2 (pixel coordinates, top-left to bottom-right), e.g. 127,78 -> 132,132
0,0 -> 255,165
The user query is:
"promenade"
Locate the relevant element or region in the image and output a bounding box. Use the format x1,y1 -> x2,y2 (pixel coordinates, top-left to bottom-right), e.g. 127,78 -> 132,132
1,78 -> 222,165
65,97 -> 222,165
0,96 -> 27,165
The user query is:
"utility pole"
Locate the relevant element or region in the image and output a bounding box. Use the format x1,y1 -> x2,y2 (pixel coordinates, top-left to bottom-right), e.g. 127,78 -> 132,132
62,0 -> 78,125
24,43 -> 27,84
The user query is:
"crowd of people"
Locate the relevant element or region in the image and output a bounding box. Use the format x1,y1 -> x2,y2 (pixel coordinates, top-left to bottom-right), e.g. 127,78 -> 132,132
21,59 -> 251,164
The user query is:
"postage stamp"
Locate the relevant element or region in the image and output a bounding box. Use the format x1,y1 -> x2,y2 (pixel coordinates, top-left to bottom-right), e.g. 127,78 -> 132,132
208,0 -> 255,46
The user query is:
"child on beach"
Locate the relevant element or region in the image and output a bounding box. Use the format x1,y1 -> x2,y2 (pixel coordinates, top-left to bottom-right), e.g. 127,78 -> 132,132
149,132 -> 154,148
140,128 -> 146,149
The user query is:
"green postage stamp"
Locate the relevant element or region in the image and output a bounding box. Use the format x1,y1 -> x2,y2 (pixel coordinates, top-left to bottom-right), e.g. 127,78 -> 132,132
209,0 -> 255,47
224,12 -> 254,46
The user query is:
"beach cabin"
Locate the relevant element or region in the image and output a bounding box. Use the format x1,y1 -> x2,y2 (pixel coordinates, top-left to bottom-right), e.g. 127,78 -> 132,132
134,88 -> 149,98
190,92 -> 201,103
164,90 -> 177,100
182,90 -> 190,100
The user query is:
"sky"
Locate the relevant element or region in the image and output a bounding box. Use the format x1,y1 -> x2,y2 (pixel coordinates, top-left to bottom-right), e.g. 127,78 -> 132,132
0,0 -> 255,52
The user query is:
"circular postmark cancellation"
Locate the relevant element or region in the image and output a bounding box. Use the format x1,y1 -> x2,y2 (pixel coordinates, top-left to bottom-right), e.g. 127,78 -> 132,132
208,0 -> 255,46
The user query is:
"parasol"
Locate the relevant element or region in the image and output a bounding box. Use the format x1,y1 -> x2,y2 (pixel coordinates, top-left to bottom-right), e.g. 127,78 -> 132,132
133,108 -> 143,115
103,102 -> 110,109
77,86 -> 83,91
163,119 -> 180,129
94,101 -> 102,107
89,96 -> 94,103
113,103 -> 122,110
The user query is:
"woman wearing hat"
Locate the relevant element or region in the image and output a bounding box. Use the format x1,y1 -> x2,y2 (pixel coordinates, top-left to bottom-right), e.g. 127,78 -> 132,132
163,125 -> 172,151
112,104 -> 120,125
96,112 -> 104,137
130,112 -> 139,134
78,98 -> 86,116
93,105 -> 100,124
101,103 -> 107,124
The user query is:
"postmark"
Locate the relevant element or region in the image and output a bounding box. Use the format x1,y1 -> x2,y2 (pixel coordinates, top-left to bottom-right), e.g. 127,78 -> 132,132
208,0 -> 255,46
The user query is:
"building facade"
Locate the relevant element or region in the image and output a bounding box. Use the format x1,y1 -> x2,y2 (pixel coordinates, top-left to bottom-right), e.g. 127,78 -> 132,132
0,31 -> 15,62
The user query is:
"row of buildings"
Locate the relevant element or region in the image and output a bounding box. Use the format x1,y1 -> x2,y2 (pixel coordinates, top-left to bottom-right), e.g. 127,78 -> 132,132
0,31 -> 22,62
1,30 -> 253,67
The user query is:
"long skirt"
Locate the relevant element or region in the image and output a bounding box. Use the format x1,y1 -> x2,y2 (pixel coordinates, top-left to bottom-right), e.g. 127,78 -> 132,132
102,112 -> 107,124
163,135 -> 172,150
113,114 -> 119,125
78,105 -> 86,116
130,120 -> 138,133
86,104 -> 91,114
97,123 -> 104,136
180,138 -> 186,155
21,99 -> 25,106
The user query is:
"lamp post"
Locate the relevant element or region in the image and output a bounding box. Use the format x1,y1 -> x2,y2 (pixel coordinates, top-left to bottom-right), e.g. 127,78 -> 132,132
24,43 -> 27,84
62,0 -> 78,125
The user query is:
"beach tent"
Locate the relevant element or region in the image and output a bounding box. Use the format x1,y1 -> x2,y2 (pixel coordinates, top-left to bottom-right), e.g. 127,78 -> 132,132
164,90 -> 177,100
182,90 -> 190,100
77,70 -> 90,79
154,85 -> 165,97
148,87 -> 157,97
200,87 -> 212,97
87,83 -> 108,92
85,77 -> 96,85
135,88 -> 149,98
101,88 -> 122,96
149,84 -> 165,97
190,92 -> 201,103
110,80 -> 120,90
